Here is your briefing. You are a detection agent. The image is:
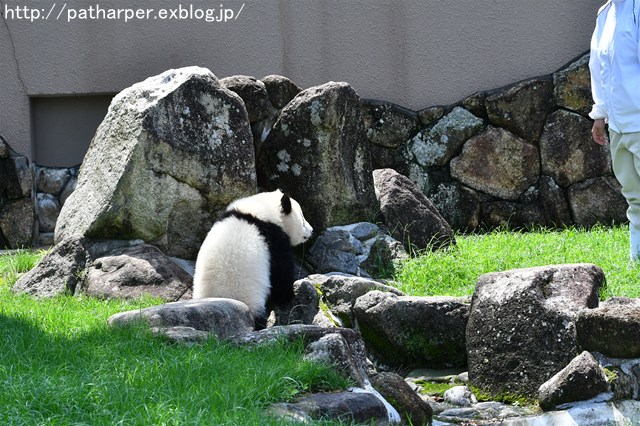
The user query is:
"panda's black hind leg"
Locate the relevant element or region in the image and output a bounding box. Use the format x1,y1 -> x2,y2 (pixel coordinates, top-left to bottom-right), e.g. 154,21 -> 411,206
254,314 -> 268,331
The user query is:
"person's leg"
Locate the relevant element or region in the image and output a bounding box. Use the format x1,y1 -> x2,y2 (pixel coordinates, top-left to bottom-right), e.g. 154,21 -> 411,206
609,130 -> 640,260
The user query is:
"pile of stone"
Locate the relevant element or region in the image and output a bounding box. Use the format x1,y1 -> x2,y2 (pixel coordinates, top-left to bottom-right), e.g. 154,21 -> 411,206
1,52 -> 628,250
0,135 -> 33,248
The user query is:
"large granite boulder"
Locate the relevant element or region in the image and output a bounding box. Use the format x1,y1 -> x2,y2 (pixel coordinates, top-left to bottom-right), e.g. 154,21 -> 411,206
450,126 -> 540,201
373,168 -> 455,252
540,110 -> 611,187
466,264 -> 604,398
55,66 -> 256,259
256,82 -> 376,231
353,290 -> 469,369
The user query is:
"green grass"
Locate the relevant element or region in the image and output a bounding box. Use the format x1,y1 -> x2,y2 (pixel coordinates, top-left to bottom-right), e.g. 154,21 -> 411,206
393,225 -> 639,299
0,250 -> 351,426
2,225 -> 638,424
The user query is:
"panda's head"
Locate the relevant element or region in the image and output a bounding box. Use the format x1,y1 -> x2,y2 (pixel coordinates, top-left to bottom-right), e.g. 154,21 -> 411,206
227,189 -> 313,246
277,191 -> 313,246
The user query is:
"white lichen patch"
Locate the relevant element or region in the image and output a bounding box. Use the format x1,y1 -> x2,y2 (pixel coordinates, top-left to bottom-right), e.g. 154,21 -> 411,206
433,106 -> 483,133
310,100 -> 323,126
280,122 -> 290,137
410,134 -> 446,167
199,93 -> 235,148
296,138 -> 312,148
291,163 -> 302,176
277,149 -> 292,173
408,163 -> 430,194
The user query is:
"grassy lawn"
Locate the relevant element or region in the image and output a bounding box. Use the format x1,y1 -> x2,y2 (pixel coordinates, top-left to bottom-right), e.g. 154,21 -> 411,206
1,226 -> 638,424
393,225 -> 639,299
0,251 -> 350,426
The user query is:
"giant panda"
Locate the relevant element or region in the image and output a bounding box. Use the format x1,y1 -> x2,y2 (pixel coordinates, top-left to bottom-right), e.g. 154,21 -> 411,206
192,189 -> 313,329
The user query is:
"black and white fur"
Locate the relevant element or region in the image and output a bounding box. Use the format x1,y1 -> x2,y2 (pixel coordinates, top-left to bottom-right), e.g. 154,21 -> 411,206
192,190 -> 313,329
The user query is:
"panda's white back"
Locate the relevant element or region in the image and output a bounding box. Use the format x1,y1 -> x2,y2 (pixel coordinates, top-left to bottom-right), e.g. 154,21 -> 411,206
192,215 -> 271,319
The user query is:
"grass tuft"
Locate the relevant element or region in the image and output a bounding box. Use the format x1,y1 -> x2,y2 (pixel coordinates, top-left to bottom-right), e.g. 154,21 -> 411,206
393,225 -> 639,299
0,250 -> 351,425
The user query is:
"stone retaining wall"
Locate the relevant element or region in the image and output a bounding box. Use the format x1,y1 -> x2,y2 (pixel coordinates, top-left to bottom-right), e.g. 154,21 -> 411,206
0,52 -> 627,249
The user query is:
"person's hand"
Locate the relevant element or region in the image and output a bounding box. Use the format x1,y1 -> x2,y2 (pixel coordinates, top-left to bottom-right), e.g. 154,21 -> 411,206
592,119 -> 608,145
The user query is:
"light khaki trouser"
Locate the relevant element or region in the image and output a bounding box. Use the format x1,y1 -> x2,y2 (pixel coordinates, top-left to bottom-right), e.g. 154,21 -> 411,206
609,130 -> 640,260
610,130 -> 640,230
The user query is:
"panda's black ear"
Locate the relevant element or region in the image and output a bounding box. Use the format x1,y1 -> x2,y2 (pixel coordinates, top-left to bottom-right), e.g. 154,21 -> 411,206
280,193 -> 292,215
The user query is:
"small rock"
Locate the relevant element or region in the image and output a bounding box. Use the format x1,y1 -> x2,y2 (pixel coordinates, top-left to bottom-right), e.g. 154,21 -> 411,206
443,386 -> 477,407
538,351 -> 608,411
108,298 -> 254,340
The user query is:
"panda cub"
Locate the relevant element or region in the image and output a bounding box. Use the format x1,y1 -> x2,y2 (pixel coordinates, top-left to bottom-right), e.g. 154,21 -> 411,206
192,190 -> 313,329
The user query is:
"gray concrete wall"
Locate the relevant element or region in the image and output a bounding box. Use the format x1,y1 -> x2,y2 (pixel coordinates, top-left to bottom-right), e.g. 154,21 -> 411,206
1,0 -> 603,164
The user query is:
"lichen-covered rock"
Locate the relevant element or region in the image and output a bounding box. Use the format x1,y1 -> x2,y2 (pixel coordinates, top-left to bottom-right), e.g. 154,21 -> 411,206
481,200 -> 545,230
0,198 -> 34,248
271,279 -> 322,327
486,77 -> 555,142
313,274 -> 404,328
417,105 -> 446,126
450,127 -> 540,200
308,222 -> 408,278
268,391 -> 388,424
538,351 -> 608,411
576,298 -> 640,358
539,175 -> 572,227
459,91 -> 489,121
257,82 -> 376,230
35,167 -> 71,195
0,140 -> 33,249
261,75 -> 302,109
82,244 -> 193,301
406,107 -> 484,168
55,67 -> 256,259
540,110 -> 611,187
220,75 -> 270,123
466,264 -> 604,398
567,177 -> 626,228
553,53 -> 593,116
362,99 -> 419,149
12,235 -> 89,298
305,333 -> 369,386
37,193 -> 61,233
373,168 -> 455,252
369,372 -> 434,425
354,290 -> 469,369
108,298 -> 254,340
429,182 -> 481,231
